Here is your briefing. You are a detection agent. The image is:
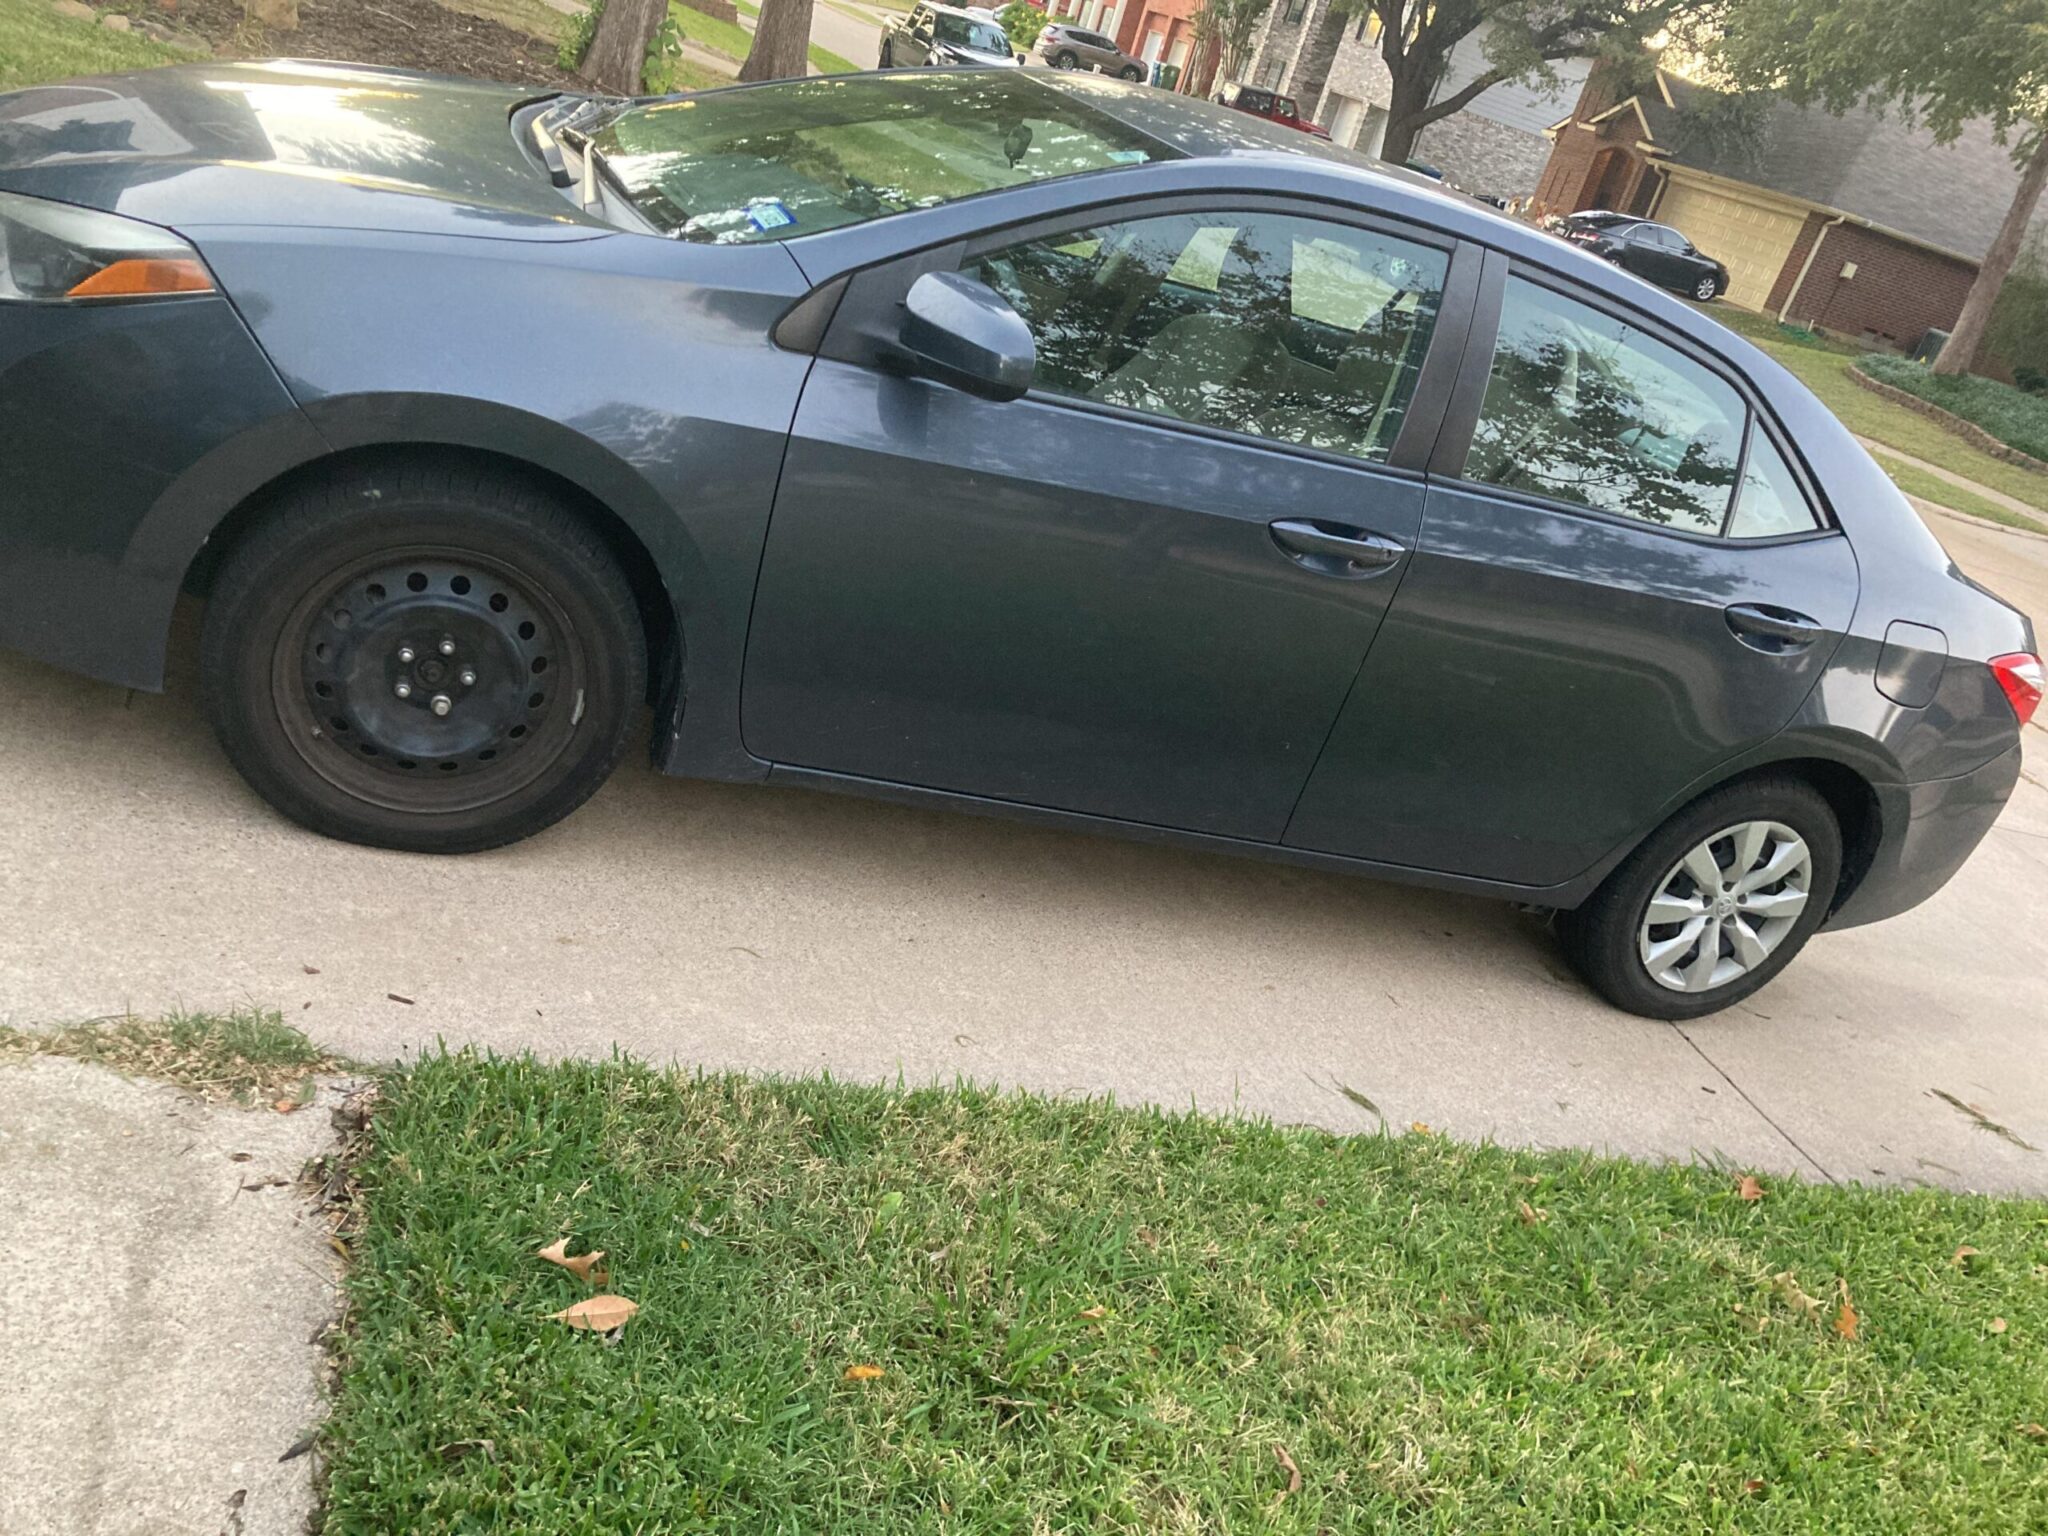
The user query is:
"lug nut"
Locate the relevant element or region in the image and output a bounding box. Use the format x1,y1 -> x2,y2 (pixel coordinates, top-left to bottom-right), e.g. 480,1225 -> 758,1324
397,645 -> 416,664
438,638 -> 456,656
394,681 -> 412,699
459,668 -> 477,687
430,693 -> 453,717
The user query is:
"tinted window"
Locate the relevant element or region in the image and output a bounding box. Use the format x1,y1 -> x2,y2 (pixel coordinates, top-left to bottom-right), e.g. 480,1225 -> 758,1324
1728,432 -> 1822,538
1466,277 -> 1745,533
591,73 -> 1176,243
971,209 -> 1449,462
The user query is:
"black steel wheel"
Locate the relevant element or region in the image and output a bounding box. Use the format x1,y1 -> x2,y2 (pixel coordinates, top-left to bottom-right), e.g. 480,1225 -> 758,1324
201,462 -> 646,853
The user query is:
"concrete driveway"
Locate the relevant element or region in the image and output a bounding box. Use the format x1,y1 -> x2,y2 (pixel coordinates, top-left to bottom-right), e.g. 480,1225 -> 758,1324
2,509 -> 2045,1196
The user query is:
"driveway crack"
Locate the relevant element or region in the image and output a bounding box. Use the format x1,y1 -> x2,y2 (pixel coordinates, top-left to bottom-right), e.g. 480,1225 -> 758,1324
1672,1023 -> 1837,1183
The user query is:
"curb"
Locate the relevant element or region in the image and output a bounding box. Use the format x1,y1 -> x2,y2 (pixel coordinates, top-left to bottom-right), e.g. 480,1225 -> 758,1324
1848,366 -> 2048,477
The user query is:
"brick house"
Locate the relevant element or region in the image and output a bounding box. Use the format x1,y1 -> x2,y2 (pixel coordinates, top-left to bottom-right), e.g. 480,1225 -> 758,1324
1027,0 -> 1223,96
1239,3 -> 1589,197
1535,68 -> 2032,346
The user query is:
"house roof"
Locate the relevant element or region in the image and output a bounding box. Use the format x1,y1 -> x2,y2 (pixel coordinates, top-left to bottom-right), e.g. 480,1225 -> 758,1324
1618,69 -> 2027,263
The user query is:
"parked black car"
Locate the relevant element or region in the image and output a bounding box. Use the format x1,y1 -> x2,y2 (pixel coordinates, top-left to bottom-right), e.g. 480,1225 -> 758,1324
1562,211 -> 1729,301
0,66 -> 2037,1019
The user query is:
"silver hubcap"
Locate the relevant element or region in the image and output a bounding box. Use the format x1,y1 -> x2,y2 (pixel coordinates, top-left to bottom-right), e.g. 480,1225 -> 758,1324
1639,820 -> 1812,994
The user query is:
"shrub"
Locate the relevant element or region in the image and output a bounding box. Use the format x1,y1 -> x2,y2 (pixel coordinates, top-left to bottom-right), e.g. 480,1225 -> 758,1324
1001,0 -> 1047,52
1859,351 -> 2048,461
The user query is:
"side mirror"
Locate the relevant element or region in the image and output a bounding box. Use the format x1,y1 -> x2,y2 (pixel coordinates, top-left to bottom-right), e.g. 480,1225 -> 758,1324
892,271 -> 1035,402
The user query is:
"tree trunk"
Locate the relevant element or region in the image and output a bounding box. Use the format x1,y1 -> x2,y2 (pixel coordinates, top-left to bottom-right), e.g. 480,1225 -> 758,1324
739,0 -> 816,83
580,0 -> 668,95
1935,129 -> 2048,375
1377,65 -> 1429,165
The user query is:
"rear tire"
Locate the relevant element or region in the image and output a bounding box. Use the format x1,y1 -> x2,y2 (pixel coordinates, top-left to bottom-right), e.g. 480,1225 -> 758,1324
878,39 -> 893,67
1121,65 -> 1143,81
1053,50 -> 1078,68
200,463 -> 646,854
1560,776 -> 1841,1020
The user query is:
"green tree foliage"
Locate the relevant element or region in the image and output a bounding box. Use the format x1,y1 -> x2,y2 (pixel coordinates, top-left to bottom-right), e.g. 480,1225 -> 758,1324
1710,0 -> 2048,374
1192,0 -> 1269,83
1332,2 -> 1717,166
1000,2 -> 1048,52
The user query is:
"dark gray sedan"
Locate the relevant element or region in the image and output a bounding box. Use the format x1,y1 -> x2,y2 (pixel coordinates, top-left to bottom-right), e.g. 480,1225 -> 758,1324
0,64 -> 2037,1018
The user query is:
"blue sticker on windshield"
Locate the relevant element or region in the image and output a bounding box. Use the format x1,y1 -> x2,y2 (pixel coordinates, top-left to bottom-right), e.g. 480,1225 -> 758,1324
747,200 -> 796,231
1106,150 -> 1149,164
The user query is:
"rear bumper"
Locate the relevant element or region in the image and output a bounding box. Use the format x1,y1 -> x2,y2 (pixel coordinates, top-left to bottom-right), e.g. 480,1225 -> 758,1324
1827,741 -> 2023,928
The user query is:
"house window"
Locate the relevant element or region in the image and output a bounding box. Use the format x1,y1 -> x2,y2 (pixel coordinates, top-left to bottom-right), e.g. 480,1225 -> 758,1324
1284,0 -> 1308,21
1354,12 -> 1381,42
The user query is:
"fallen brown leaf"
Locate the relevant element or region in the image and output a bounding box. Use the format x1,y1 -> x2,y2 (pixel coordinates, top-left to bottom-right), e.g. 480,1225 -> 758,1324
2020,1422 -> 2046,1442
1833,1280 -> 1859,1341
1953,1245 -> 1980,1267
1076,1305 -> 1107,1320
843,1363 -> 884,1382
1272,1443 -> 1302,1504
1989,1316 -> 2008,1335
550,1295 -> 638,1332
1517,1200 -> 1549,1226
1410,1121 -> 1432,1135
537,1237 -> 606,1283
1743,1478 -> 1765,1495
1737,1174 -> 1765,1202
272,1098 -> 301,1114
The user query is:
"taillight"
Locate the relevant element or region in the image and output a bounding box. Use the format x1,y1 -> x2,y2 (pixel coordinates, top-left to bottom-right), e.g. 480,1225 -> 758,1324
1990,652 -> 2044,725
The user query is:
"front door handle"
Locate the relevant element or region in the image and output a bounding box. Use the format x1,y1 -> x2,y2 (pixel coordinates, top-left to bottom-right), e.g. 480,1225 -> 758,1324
1268,518 -> 1405,578
1725,602 -> 1826,653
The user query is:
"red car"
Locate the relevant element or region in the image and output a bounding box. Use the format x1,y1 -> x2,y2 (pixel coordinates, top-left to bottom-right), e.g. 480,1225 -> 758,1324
1213,81 -> 1331,139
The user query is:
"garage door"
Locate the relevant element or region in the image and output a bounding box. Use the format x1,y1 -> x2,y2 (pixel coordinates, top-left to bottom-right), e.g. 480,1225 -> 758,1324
1655,180 -> 1805,311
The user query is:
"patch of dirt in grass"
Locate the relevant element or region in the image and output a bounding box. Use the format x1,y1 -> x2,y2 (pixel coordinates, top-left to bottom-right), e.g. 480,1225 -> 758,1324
166,0 -> 578,88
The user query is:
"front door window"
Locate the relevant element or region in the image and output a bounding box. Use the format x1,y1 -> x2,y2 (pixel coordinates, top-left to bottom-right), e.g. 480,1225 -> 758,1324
968,208 -> 1450,463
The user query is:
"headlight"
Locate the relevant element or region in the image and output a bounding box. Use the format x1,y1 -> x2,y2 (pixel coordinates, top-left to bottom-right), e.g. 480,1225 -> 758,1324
0,190 -> 214,303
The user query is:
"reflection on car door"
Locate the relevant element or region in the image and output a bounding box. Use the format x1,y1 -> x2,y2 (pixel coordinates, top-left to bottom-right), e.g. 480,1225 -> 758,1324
743,203 -> 1465,840
1285,267 -> 1859,886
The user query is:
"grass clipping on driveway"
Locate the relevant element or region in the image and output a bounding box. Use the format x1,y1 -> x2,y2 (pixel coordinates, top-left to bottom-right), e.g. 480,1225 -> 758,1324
326,1055 -> 2048,1532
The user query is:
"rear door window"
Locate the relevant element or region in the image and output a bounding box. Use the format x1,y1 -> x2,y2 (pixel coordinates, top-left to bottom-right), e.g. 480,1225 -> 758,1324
1463,276 -> 1746,534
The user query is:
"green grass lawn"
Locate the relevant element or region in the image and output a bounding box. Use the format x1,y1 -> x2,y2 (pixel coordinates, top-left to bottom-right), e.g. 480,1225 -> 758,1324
1692,303 -> 2048,521
678,0 -> 858,75
1871,450 -> 2048,535
322,1051 -> 2048,1533
0,1 -> 182,89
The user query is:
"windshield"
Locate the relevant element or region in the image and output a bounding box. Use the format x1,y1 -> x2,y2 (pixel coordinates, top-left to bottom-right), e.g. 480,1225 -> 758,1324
933,13 -> 1009,52
587,72 -> 1177,244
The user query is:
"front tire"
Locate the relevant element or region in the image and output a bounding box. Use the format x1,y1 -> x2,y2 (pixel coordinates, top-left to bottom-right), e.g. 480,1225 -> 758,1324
1052,50 -> 1078,68
200,463 -> 646,854
1560,776 -> 1841,1020
1693,274 -> 1719,301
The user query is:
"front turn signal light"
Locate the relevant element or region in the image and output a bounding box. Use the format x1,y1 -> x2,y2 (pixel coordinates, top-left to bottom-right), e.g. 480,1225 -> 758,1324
0,189 -> 216,303
1990,652 -> 2044,726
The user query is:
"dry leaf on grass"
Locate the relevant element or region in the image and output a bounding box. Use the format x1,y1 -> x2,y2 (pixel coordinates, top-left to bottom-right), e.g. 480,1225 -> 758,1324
1989,1316 -> 2008,1334
1833,1281 -> 1859,1341
1517,1201 -> 1549,1226
537,1238 -> 606,1283
1272,1443 -> 1302,1504
1953,1245 -> 1980,1266
2021,1422 -> 2047,1442
843,1364 -> 884,1383
1409,1121 -> 1432,1135
550,1295 -> 638,1332
1076,1305 -> 1107,1320
1736,1175 -> 1765,1202
1742,1478 -> 1765,1495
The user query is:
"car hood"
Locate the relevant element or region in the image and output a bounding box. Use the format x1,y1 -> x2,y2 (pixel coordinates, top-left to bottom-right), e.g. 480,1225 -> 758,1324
0,59 -> 600,241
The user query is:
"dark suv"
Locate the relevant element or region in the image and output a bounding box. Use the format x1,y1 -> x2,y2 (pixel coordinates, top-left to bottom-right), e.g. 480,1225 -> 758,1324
1561,211 -> 1729,301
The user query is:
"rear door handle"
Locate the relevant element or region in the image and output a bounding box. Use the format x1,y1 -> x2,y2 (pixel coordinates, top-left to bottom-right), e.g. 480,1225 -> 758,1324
1725,602 -> 1826,653
1268,518 -> 1405,578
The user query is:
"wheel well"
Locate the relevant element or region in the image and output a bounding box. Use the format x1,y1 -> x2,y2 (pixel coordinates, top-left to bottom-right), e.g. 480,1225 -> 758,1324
182,444 -> 682,714
1731,757 -> 1881,915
